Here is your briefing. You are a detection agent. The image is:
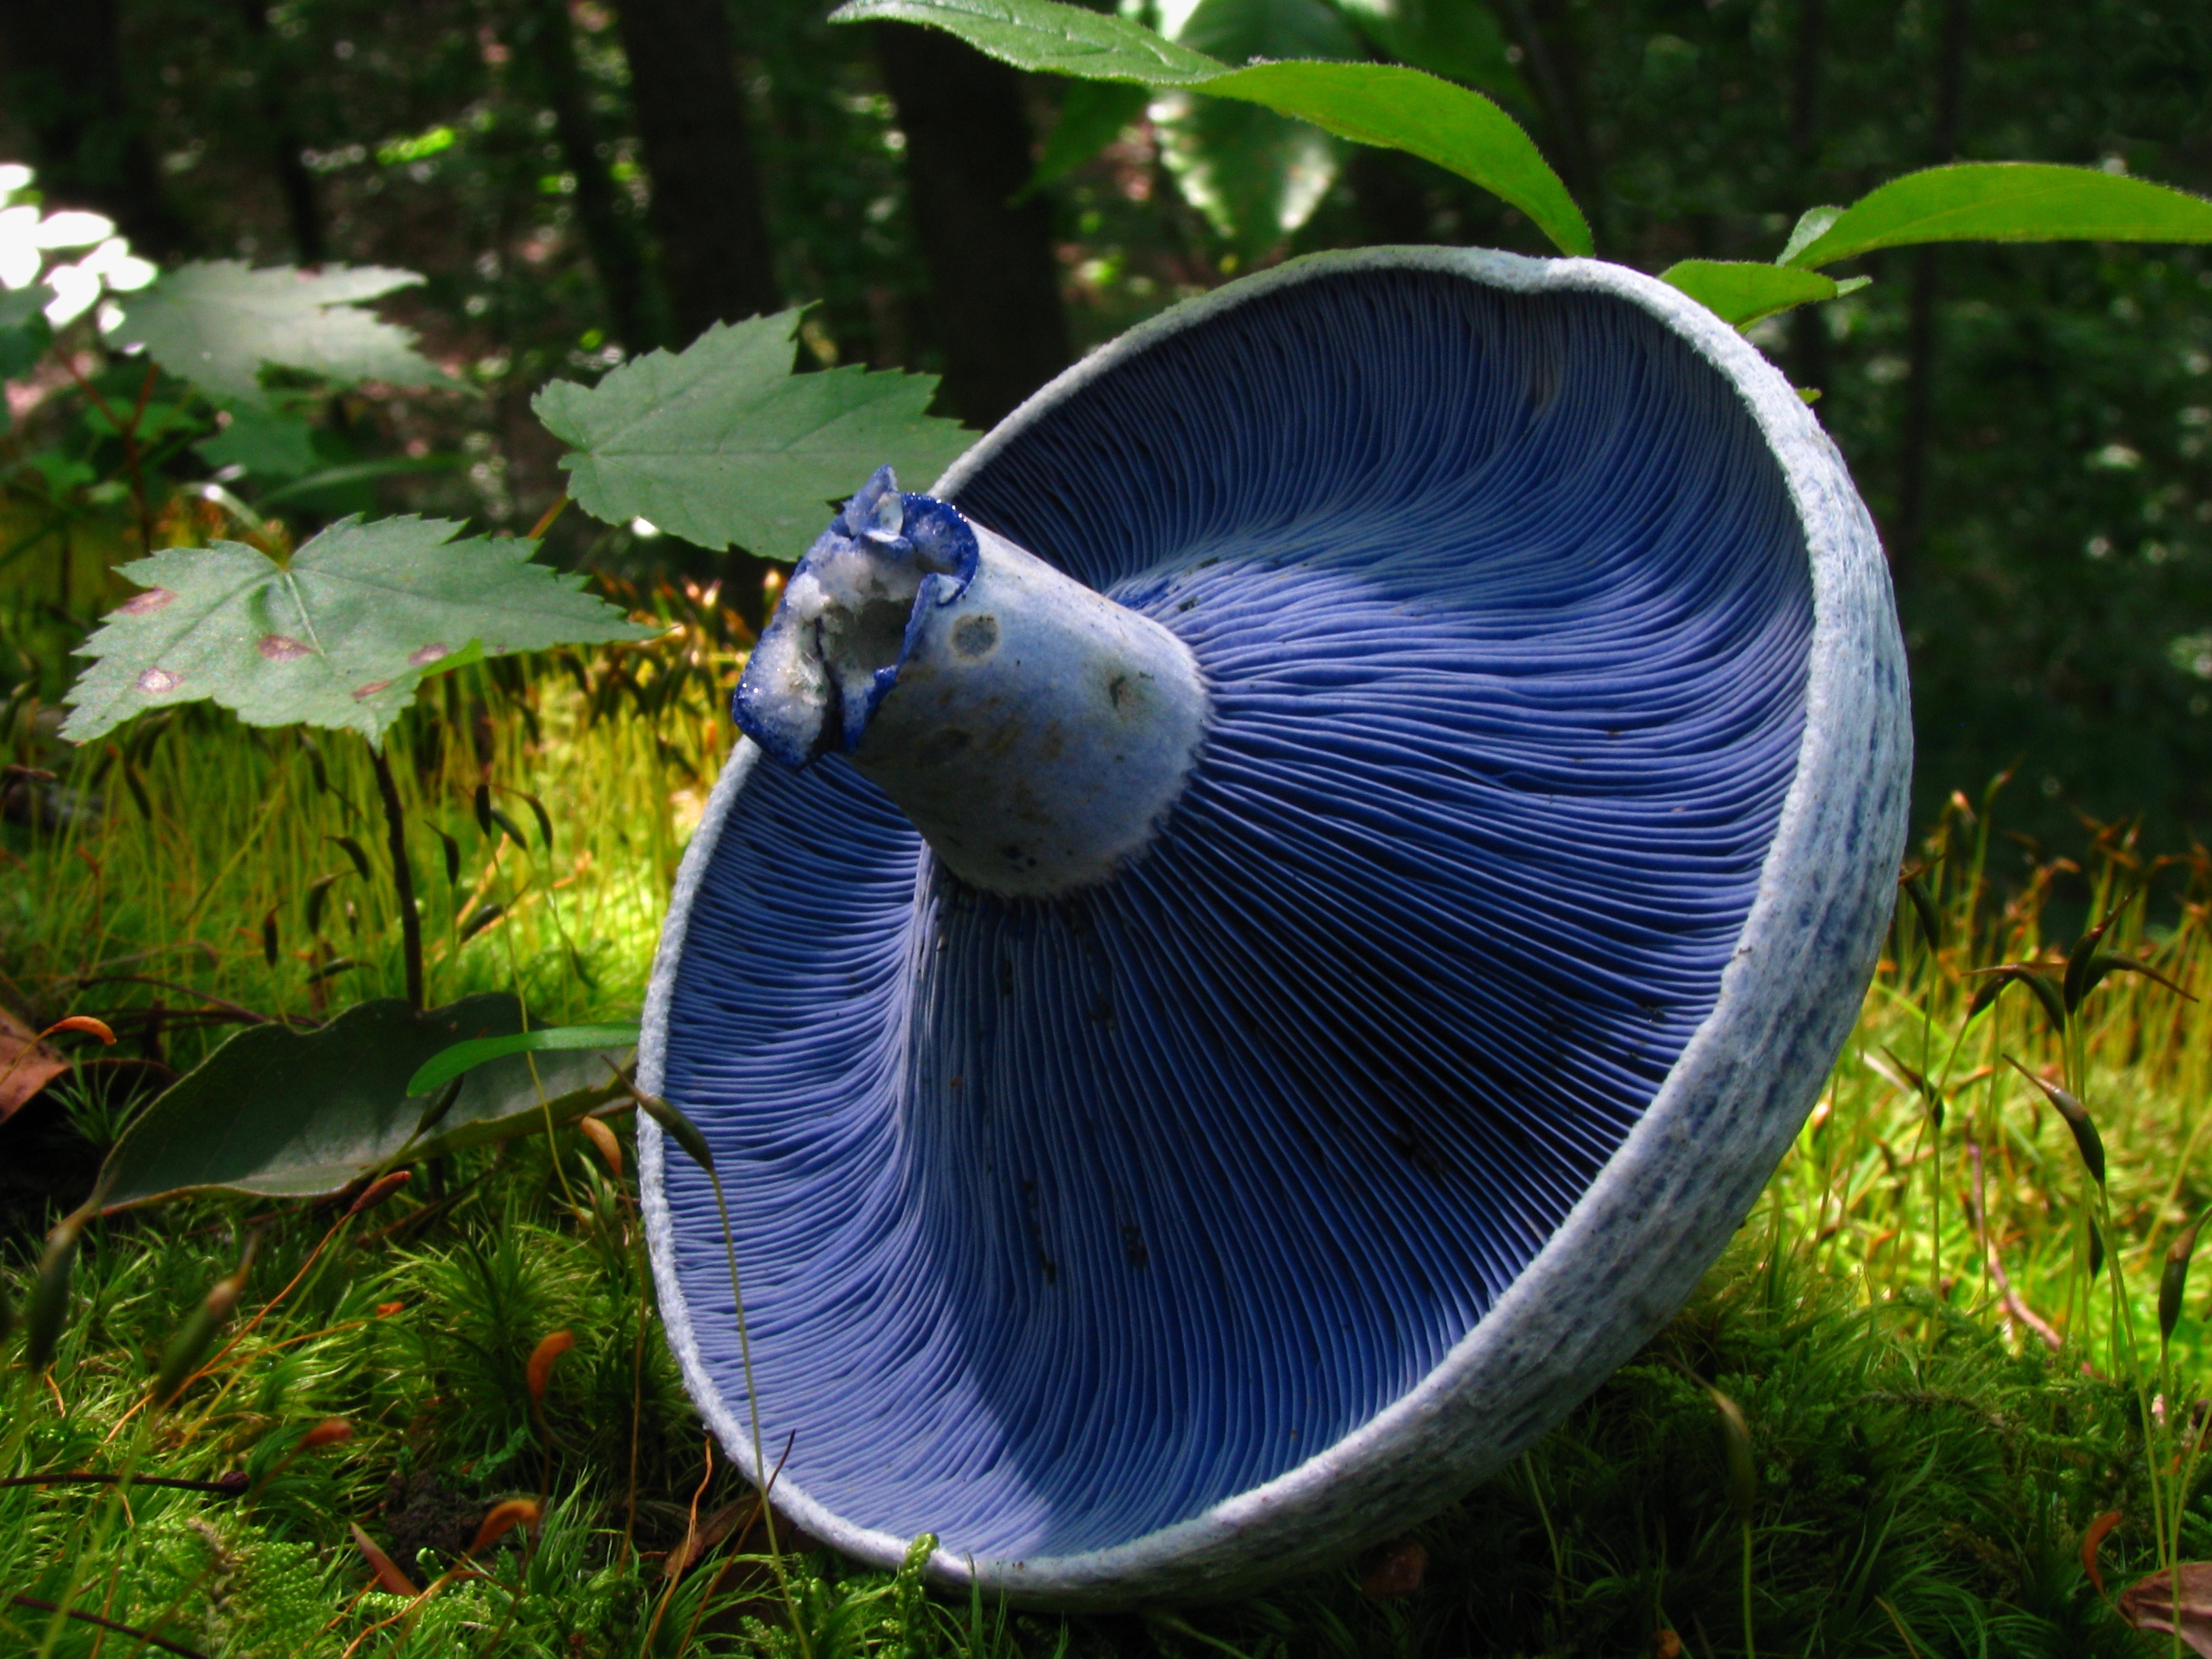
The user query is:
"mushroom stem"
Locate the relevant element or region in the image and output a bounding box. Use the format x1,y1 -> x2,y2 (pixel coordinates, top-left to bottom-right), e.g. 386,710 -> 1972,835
734,467 -> 1208,897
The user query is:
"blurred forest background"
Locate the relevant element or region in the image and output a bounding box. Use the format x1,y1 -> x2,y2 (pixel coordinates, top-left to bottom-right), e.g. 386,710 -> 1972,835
1,0 -> 2208,851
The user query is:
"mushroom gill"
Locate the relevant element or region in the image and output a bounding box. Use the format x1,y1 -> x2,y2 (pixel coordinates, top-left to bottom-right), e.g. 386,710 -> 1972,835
642,248 -> 1909,1607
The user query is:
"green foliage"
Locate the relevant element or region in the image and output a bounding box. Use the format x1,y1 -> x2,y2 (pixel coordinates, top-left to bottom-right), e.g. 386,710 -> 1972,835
99,993 -> 634,1206
1784,162 -> 2212,270
1200,61 -> 1591,257
60,514 -> 655,747
407,1020 -> 644,1096
1334,0 -> 1528,106
1660,260 -> 1869,329
828,0 -> 1225,84
534,308 -> 972,559
0,287 -> 50,384
1158,0 -> 1364,255
1025,80 -> 1151,197
105,260 -> 451,407
830,0 -> 1594,257
194,405 -> 320,481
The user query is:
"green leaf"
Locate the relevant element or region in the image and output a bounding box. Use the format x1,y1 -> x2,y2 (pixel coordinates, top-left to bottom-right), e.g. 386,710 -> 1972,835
0,285 -> 52,381
1183,0 -> 1364,70
1776,205 -> 1844,266
1659,260 -> 1870,329
830,0 -> 1226,82
407,1021 -> 644,1097
106,261 -> 451,408
1334,0 -> 1528,105
1025,80 -> 1153,197
831,0 -> 1589,255
1155,0 -> 1361,253
60,514 -> 656,747
195,405 -> 319,480
98,994 -> 635,1208
1200,62 -> 1591,255
253,454 -> 466,507
1782,163 -> 2212,269
81,402 -> 205,446
534,310 -> 974,560
1160,96 -> 1342,253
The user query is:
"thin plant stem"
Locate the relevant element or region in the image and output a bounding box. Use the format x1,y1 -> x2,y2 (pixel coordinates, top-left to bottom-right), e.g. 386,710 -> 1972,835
526,493 -> 571,543
1740,1517 -> 1756,1659
703,1160 -> 813,1659
366,739 -> 423,1010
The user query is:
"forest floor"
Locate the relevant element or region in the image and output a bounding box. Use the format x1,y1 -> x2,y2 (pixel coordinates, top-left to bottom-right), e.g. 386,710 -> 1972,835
2,628 -> 2208,1658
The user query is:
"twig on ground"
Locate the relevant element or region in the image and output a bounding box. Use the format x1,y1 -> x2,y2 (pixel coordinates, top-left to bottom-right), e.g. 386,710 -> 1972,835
1969,1142 -> 2064,1353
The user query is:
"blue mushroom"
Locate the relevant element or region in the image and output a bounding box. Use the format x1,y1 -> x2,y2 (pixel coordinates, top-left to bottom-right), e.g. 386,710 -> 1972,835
640,247 -> 1910,1607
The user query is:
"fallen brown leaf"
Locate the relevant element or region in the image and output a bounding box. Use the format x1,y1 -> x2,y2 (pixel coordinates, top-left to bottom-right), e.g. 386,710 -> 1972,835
665,1498 -> 756,1578
0,1007 -> 67,1124
2118,1563 -> 2212,1656
1359,1537 -> 1427,1599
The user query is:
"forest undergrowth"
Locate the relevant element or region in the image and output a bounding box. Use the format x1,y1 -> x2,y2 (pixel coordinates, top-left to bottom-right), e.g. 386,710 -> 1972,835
3,602 -> 2211,1658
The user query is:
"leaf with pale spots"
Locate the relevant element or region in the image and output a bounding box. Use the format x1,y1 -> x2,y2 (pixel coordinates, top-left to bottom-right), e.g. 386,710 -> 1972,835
62,514 -> 657,746
105,260 -> 450,408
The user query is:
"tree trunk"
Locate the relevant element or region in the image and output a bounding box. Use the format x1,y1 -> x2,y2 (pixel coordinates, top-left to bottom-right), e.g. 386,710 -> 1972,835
1893,0 -> 1970,585
613,0 -> 780,344
1495,0 -> 1598,240
0,0 -> 188,257
874,20 -> 1070,429
233,0 -> 324,266
518,0 -> 653,352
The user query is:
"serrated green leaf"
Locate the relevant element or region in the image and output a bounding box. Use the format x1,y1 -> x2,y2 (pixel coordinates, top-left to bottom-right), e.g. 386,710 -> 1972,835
833,0 -> 1589,255
1201,62 -> 1591,255
830,0 -> 1226,82
195,404 -> 319,480
1660,260 -> 1853,328
1026,80 -> 1153,197
61,514 -> 656,747
535,310 -> 975,560
98,994 -> 634,1207
105,261 -> 451,407
1784,163 -> 2212,269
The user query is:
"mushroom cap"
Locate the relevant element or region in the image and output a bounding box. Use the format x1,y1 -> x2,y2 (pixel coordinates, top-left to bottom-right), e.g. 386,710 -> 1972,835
640,248 -> 1910,1607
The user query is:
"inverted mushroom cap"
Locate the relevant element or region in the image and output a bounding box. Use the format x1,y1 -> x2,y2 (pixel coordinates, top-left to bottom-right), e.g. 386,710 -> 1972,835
640,247 -> 1910,1607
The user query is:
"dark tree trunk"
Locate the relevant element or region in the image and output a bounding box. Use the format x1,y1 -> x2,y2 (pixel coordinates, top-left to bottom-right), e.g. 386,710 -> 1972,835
1495,0 -> 1598,239
1893,0 -> 1970,586
233,0 -> 324,266
874,20 -> 1070,429
1786,0 -> 1828,398
0,0 -> 188,258
1350,147 -> 1435,247
517,0 -> 652,351
614,0 -> 780,344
